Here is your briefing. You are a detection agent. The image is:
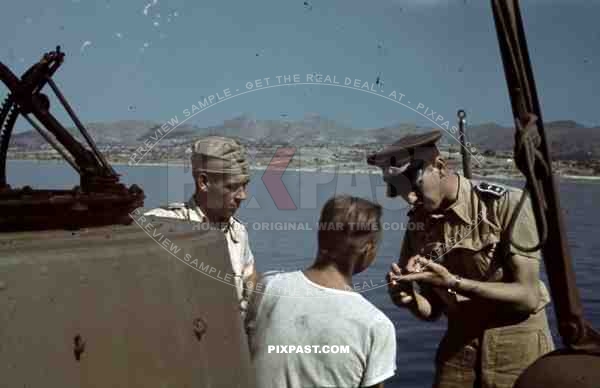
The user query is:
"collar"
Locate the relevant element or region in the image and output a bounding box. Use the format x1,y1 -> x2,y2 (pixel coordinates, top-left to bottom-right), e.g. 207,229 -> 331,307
186,196 -> 208,222
443,174 -> 474,225
186,196 -> 237,236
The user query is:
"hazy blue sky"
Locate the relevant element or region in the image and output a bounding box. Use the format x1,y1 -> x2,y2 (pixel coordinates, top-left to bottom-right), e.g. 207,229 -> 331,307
1,0 -> 598,130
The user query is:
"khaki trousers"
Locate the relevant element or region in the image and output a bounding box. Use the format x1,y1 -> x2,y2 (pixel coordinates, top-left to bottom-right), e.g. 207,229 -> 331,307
433,309 -> 555,388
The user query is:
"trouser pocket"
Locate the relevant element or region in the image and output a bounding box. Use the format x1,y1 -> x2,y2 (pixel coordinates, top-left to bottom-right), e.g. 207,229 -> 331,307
433,336 -> 479,388
482,325 -> 554,388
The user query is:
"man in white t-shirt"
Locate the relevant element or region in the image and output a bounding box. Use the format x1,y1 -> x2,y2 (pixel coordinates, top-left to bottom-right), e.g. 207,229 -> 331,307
246,195 -> 397,388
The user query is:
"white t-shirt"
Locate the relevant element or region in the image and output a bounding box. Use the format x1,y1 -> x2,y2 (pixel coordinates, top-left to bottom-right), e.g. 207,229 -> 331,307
247,271 -> 397,388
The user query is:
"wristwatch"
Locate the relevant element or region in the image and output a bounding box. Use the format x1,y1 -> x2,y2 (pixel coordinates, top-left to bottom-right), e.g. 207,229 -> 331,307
447,274 -> 462,295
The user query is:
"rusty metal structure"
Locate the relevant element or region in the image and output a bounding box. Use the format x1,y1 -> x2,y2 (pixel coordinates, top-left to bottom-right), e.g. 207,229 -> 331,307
457,109 -> 472,179
0,48 -> 254,387
490,0 -> 600,386
0,46 -> 144,232
2,2 -> 600,385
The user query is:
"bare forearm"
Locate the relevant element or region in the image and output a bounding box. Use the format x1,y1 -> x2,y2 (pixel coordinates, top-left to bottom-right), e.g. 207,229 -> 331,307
246,268 -> 257,289
409,292 -> 442,321
456,278 -> 539,313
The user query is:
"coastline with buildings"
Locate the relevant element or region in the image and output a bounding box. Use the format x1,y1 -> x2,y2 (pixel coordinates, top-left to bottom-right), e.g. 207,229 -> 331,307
7,146 -> 600,181
8,117 -> 600,181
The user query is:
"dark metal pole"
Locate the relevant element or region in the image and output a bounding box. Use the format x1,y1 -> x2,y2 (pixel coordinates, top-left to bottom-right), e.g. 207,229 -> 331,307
490,1 -> 600,386
491,0 -> 600,351
457,109 -> 472,179
21,114 -> 80,173
46,77 -> 116,176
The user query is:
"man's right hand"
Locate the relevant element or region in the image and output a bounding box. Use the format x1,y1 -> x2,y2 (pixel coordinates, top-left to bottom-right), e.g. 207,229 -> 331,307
387,260 -> 443,321
387,263 -> 417,307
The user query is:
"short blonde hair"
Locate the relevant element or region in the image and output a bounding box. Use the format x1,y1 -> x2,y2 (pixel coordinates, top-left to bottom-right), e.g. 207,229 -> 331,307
317,195 -> 382,260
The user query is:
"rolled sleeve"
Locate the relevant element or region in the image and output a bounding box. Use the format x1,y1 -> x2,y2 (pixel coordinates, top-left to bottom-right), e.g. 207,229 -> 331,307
505,192 -> 541,260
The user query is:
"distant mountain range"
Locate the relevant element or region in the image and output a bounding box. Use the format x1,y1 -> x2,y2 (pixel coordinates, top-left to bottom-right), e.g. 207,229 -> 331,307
10,114 -> 600,160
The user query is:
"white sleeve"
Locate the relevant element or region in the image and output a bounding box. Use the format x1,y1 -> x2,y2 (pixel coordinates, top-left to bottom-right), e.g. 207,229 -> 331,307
242,230 -> 255,280
245,272 -> 281,354
238,228 -> 256,318
361,316 -> 397,387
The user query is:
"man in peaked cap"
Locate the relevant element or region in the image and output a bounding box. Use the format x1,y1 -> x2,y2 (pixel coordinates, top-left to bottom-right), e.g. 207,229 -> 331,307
367,131 -> 443,204
145,136 -> 256,319
367,130 -> 554,388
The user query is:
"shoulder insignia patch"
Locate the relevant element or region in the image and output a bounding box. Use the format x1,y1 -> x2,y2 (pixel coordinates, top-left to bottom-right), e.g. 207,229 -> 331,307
475,182 -> 507,197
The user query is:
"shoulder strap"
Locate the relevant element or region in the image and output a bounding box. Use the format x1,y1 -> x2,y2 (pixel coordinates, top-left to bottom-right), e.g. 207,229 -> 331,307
474,181 -> 507,198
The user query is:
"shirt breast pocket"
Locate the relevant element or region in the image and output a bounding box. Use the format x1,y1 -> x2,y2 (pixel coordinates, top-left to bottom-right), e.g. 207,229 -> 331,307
446,235 -> 502,281
473,243 -> 504,281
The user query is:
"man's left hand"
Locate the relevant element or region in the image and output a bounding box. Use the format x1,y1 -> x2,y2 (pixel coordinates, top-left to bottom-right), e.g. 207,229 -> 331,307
396,259 -> 456,288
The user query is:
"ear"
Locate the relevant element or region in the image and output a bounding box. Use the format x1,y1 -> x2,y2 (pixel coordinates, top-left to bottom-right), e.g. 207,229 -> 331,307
434,156 -> 447,174
364,239 -> 376,255
434,155 -> 446,168
195,173 -> 209,192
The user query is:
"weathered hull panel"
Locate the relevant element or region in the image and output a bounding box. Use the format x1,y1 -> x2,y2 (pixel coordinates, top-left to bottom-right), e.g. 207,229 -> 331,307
0,217 -> 254,388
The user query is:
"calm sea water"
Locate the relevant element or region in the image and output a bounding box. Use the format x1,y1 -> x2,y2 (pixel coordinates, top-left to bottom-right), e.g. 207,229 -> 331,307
7,160 -> 600,388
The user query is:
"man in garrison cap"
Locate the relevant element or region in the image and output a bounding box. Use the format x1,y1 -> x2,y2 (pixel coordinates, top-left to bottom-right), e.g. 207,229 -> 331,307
368,130 -> 554,388
144,136 -> 256,319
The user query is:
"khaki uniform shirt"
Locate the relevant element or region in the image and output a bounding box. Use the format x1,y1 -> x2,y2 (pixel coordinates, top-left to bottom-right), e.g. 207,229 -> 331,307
144,197 -> 255,315
400,175 -> 550,321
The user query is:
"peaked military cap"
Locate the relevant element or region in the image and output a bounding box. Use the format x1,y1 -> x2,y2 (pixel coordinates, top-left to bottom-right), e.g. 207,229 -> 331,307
191,136 -> 250,177
367,130 -> 442,168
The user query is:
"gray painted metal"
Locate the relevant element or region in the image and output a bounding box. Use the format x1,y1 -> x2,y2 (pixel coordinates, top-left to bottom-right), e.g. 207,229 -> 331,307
514,351 -> 600,388
0,216 -> 255,388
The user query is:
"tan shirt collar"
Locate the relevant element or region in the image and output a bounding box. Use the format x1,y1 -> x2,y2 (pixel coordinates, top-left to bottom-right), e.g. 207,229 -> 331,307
186,196 -> 236,234
443,174 -> 474,225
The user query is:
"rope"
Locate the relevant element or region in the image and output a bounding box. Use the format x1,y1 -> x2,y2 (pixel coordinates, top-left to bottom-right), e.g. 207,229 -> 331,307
482,114 -> 551,280
510,114 -> 549,252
